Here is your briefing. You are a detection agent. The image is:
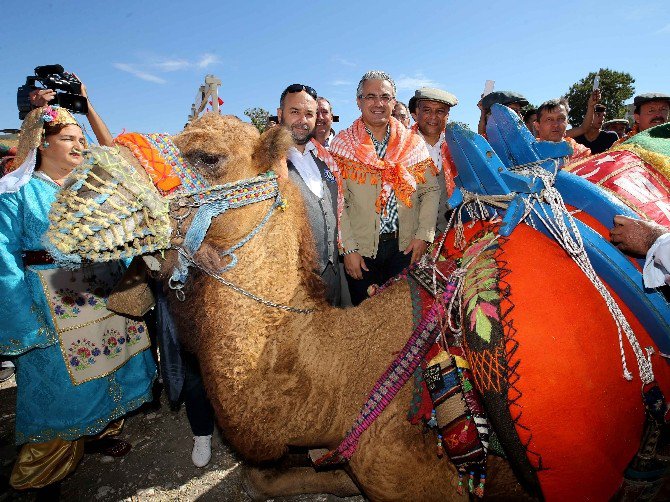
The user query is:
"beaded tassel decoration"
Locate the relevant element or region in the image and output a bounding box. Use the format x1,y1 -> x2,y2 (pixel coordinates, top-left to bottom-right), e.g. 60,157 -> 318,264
468,471 -> 475,493
457,472 -> 464,495
436,433 -> 444,457
428,408 -> 437,428
474,473 -> 486,498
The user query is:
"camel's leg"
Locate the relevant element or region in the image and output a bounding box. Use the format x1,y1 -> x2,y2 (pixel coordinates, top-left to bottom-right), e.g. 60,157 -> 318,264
483,456 -> 537,501
241,464 -> 360,501
347,396 -> 465,502
348,406 -> 529,502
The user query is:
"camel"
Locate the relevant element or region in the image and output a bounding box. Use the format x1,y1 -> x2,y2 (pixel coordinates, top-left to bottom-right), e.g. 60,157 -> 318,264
47,114 -> 670,501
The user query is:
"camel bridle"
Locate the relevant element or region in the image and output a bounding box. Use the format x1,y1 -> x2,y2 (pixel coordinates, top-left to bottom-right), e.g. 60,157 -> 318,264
166,171 -> 314,313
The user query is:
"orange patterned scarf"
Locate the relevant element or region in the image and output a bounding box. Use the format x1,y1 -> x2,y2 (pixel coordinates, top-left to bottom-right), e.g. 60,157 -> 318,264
329,117 -> 434,213
114,133 -> 182,193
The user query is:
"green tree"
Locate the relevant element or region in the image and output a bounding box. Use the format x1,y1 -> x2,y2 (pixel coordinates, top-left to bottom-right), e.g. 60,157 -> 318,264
564,69 -> 635,127
244,107 -> 270,133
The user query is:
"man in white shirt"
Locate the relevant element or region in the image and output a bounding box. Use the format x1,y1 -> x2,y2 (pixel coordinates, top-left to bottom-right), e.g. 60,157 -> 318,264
412,87 -> 459,233
277,84 -> 341,305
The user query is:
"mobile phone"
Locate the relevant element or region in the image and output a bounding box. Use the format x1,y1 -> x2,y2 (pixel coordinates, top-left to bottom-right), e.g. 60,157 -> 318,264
593,75 -> 600,91
483,80 -> 495,96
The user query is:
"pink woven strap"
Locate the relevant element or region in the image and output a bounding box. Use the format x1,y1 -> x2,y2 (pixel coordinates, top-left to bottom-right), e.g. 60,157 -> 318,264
314,283 -> 456,467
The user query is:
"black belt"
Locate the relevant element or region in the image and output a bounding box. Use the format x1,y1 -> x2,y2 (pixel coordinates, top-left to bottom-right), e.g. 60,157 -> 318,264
379,231 -> 398,242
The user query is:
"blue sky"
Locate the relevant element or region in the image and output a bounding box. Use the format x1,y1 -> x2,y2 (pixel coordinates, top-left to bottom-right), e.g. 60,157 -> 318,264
1,0 -> 668,136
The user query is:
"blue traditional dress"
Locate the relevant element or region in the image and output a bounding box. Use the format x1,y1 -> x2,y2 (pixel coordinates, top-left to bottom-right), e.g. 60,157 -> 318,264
0,173 -> 156,445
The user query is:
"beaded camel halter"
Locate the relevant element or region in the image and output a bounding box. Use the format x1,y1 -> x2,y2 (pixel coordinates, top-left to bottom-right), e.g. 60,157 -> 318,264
47,138 -> 312,313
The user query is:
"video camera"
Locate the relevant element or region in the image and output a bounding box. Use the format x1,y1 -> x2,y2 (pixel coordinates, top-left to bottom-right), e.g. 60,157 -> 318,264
17,65 -> 88,120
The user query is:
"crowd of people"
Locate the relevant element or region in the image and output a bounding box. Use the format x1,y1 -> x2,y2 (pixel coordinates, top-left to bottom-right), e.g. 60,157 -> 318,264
274,72 -> 670,307
0,68 -> 669,499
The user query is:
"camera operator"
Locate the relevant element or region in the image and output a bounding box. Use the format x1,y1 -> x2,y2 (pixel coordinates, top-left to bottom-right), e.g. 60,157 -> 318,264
29,76 -> 113,147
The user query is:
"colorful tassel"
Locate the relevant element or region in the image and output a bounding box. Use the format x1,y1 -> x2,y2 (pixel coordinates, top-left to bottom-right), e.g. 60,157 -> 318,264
468,471 -> 475,493
456,473 -> 464,495
428,408 -> 437,428
436,433 -> 444,457
474,473 -> 486,498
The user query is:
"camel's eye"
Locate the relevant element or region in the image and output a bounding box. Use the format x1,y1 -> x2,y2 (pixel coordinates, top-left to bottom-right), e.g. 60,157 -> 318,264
187,151 -> 225,170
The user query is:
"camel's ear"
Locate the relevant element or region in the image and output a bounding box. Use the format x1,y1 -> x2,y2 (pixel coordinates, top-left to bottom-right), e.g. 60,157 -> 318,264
252,126 -> 293,176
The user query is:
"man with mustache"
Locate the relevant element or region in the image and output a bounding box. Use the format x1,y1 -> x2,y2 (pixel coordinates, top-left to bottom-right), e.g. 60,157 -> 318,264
411,87 -> 458,233
614,93 -> 670,145
633,93 -> 670,132
277,84 -> 341,305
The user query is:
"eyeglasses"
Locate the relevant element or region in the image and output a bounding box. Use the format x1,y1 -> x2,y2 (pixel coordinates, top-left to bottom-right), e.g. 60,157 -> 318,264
359,94 -> 395,105
280,84 -> 318,103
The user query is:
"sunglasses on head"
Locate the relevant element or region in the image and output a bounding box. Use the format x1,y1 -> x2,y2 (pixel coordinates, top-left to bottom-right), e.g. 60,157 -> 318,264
280,84 -> 318,102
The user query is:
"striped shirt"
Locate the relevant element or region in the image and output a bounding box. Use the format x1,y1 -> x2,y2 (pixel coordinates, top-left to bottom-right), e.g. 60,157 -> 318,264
365,124 -> 399,234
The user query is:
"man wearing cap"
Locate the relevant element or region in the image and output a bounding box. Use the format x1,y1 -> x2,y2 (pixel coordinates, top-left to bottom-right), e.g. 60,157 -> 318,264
277,84 -> 342,305
329,70 -> 439,306
478,90 -> 529,135
603,119 -> 629,139
566,90 -> 618,154
615,93 -> 670,145
634,93 -> 670,132
411,87 -> 458,233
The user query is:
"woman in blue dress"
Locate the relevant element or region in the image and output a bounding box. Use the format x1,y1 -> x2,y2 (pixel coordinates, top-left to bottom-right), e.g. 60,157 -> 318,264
0,94 -> 155,493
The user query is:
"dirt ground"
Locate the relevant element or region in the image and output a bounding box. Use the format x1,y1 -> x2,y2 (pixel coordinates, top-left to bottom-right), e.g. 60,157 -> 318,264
0,375 -> 363,502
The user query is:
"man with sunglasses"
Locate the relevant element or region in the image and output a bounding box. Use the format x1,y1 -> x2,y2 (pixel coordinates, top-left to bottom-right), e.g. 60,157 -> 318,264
277,84 -> 342,305
329,71 -> 440,306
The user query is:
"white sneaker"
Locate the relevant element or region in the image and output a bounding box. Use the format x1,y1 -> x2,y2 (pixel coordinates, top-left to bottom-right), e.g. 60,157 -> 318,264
191,435 -> 212,468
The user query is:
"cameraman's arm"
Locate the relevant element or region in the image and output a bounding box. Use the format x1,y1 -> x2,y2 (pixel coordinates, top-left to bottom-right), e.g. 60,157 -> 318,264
79,81 -> 113,147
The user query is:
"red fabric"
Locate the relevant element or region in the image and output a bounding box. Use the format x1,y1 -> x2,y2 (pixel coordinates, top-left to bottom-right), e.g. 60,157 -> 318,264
565,149 -> 670,227
443,221 -> 670,501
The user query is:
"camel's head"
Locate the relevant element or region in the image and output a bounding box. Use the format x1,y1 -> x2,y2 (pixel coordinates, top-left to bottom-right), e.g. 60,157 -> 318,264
45,113 -> 294,268
173,113 -> 293,185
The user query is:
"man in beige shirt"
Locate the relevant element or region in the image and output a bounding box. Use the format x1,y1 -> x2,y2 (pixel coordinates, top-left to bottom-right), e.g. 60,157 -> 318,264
329,70 -> 439,305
